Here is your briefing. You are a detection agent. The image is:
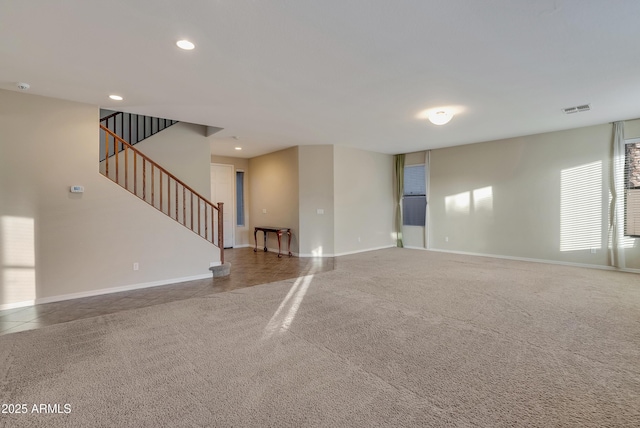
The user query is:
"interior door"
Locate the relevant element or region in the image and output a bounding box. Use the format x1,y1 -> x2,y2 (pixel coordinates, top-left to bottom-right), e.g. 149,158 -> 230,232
210,163 -> 235,248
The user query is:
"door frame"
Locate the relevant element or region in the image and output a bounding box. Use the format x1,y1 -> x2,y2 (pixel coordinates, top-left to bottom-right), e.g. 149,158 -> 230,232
210,163 -> 235,249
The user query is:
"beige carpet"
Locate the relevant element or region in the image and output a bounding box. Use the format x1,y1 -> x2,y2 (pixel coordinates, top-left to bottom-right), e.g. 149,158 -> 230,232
1,248 -> 639,427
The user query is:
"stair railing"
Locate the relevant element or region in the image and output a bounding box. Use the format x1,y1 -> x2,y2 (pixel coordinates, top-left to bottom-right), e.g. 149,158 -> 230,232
100,124 -> 224,264
100,111 -> 178,159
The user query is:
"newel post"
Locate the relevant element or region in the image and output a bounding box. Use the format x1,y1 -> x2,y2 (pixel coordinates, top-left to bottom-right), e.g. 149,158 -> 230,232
217,202 -> 224,264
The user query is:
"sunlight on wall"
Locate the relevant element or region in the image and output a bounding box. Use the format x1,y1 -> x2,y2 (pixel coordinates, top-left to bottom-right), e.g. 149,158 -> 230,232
445,191 -> 470,215
262,272 -> 314,339
560,161 -> 602,252
312,246 -> 323,257
1,216 -> 36,305
473,186 -> 493,212
445,187 -> 493,215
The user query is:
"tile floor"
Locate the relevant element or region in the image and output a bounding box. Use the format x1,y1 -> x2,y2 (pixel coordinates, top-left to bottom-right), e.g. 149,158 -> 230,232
0,248 -> 334,336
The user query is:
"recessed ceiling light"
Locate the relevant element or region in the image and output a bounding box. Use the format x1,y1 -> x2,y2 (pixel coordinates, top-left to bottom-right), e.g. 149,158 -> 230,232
109,95 -> 123,101
176,40 -> 195,50
235,147 -> 242,151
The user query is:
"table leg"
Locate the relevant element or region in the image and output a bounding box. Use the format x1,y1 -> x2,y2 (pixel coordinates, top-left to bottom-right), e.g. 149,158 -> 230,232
288,230 -> 292,257
263,231 -> 268,252
254,228 -> 258,252
277,231 -> 282,258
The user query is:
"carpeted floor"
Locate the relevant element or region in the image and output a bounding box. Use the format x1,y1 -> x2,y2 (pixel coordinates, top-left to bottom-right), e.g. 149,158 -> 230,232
1,248 -> 639,427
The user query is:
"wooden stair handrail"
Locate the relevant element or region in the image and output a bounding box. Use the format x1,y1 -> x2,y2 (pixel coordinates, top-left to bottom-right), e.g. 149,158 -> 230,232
100,111 -> 178,152
101,124 -> 217,210
100,111 -> 121,122
100,124 -> 224,264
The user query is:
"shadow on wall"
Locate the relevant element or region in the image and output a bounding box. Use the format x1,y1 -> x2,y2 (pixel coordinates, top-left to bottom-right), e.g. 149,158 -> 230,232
1,216 -> 36,308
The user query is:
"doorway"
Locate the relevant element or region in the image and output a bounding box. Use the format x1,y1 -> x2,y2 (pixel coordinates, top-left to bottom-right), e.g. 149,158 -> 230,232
210,163 -> 235,248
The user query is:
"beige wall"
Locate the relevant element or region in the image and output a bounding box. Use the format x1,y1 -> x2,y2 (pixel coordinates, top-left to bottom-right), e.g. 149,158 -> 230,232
0,90 -> 219,308
298,146 -> 334,256
211,155 -> 251,247
136,122 -> 212,197
248,147 -> 300,253
429,123 -> 640,268
405,151 -> 426,166
333,146 -> 395,255
624,118 -> 640,139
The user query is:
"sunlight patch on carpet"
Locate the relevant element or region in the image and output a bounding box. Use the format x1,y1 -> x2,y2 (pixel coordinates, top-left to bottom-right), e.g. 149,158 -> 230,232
262,273 -> 314,339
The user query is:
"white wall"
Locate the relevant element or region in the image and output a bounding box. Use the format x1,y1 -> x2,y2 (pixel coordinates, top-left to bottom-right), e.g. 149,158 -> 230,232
298,145 -> 334,256
429,122 -> 640,269
0,90 -> 219,308
333,146 -> 395,255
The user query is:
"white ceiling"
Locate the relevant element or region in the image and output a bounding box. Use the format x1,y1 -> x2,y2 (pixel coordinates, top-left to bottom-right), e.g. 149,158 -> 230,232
2,1 -> 640,158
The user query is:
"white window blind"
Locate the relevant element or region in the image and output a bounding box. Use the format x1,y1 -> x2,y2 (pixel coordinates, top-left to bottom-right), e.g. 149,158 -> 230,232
625,142 -> 640,236
403,165 -> 426,226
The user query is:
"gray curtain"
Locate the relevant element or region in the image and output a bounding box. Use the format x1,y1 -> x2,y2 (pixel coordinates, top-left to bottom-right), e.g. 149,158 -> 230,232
609,121 -> 626,268
394,154 -> 405,247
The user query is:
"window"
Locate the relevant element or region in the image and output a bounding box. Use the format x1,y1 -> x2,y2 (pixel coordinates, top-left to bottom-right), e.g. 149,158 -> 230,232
625,141 -> 640,236
403,165 -> 426,226
236,171 -> 245,226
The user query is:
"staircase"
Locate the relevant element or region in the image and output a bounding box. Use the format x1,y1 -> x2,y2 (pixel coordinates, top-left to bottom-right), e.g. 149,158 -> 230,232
99,121 -> 225,265
100,111 -> 178,159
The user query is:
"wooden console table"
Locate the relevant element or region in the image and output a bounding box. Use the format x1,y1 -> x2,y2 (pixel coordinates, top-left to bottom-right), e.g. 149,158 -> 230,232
254,226 -> 293,258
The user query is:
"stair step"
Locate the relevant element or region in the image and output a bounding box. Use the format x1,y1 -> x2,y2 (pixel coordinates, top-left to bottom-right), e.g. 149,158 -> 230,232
210,262 -> 231,278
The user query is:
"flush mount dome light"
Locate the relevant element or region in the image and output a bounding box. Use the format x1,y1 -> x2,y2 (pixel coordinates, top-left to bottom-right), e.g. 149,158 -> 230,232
109,94 -> 123,101
428,110 -> 454,125
176,39 -> 195,50
235,147 -> 242,151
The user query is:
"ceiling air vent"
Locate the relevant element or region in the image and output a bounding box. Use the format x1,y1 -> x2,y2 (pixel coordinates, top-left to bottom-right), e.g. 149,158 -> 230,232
563,104 -> 591,114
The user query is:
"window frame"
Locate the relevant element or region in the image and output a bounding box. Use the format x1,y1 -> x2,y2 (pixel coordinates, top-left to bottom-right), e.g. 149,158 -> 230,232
402,164 -> 427,227
236,170 -> 245,227
624,138 -> 640,237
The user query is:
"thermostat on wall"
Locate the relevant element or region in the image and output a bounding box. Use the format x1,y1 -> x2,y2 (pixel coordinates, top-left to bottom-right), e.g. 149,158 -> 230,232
70,185 -> 84,193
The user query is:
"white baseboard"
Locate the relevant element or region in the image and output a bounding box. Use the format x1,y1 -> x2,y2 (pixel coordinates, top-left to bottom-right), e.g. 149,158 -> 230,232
0,300 -> 36,311
232,244 -> 252,249
296,250 -> 333,257
333,245 -> 396,258
0,273 -> 213,311
425,248 -> 640,274
296,245 -> 397,258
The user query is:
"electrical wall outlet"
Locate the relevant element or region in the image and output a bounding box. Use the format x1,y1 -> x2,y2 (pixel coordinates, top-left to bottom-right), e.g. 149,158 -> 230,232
262,209 -> 267,214
317,209 -> 324,215
133,262 -> 139,271
445,237 -> 449,242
